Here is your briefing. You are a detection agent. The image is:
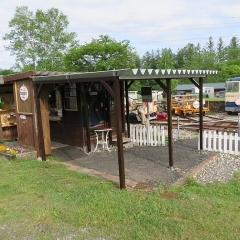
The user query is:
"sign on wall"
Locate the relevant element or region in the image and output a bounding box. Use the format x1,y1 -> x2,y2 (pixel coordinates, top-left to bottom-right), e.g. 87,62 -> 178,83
19,84 -> 29,101
141,86 -> 152,102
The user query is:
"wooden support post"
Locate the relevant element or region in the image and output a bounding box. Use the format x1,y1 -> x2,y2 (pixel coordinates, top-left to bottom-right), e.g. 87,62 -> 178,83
114,78 -> 125,189
34,84 -> 46,160
166,79 -> 174,167
199,77 -> 204,150
39,85 -> 52,155
0,117 -> 4,142
125,80 -> 130,138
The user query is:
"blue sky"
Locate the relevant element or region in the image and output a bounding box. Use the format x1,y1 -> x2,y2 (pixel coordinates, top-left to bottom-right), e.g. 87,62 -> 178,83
0,0 -> 240,69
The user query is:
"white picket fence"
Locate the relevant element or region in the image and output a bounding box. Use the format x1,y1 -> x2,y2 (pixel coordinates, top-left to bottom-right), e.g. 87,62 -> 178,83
199,130 -> 240,155
130,124 -> 166,146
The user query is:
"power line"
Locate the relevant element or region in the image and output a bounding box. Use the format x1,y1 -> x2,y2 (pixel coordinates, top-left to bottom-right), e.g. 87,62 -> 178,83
1,6 -> 240,19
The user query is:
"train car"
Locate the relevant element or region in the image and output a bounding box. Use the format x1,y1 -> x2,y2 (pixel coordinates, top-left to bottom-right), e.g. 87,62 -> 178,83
225,76 -> 240,114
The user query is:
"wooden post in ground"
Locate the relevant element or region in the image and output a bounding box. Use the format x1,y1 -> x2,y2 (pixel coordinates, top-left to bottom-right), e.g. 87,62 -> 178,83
0,117 -> 3,142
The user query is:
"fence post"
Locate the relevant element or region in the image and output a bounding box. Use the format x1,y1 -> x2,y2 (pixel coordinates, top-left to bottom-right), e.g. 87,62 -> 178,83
139,126 -> 142,145
203,130 -> 207,150
238,113 -> 240,137
235,133 -> 239,155
177,116 -> 180,140
154,125 -> 157,146
213,131 -> 217,151
223,132 -> 227,153
218,131 -> 222,152
207,130 -> 212,151
161,126 -> 165,146
229,132 -> 233,154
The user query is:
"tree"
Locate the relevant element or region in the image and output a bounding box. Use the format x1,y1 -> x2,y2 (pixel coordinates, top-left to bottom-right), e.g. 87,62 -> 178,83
174,43 -> 198,69
226,36 -> 240,60
64,35 -> 140,72
0,69 -> 15,76
141,49 -> 161,69
3,6 -> 78,71
157,48 -> 174,69
205,36 -> 215,53
216,37 -> 226,63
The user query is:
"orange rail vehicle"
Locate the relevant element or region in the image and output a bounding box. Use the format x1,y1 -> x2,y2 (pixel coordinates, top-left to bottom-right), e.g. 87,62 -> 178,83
171,94 -> 209,116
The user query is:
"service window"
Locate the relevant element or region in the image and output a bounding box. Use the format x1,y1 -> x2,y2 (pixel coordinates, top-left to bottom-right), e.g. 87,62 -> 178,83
64,83 -> 77,111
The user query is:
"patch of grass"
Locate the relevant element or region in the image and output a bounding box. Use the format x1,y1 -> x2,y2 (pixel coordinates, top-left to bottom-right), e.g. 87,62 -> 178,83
0,158 -> 240,239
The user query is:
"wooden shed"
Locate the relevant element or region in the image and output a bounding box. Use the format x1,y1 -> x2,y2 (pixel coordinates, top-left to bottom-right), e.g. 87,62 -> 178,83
2,69 -> 218,189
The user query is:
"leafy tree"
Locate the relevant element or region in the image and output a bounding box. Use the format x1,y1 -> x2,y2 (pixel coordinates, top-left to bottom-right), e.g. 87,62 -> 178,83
0,69 -> 15,76
141,49 -> 161,69
3,6 -> 78,71
216,37 -> 226,63
216,59 -> 240,80
226,36 -> 240,60
205,36 -> 215,53
174,43 -> 200,69
157,48 -> 174,69
64,35 -> 140,72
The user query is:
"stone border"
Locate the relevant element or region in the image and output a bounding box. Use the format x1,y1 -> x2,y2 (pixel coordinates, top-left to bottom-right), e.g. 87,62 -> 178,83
0,150 -> 37,160
60,161 -> 151,190
173,152 -> 219,185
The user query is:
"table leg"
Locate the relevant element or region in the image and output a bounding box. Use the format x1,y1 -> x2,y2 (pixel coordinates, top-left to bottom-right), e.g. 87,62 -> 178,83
105,130 -> 110,152
93,131 -> 99,152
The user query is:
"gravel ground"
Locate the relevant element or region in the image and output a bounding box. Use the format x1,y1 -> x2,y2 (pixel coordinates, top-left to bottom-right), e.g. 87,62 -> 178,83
170,128 -> 240,185
195,152 -> 240,185
52,126 -> 240,187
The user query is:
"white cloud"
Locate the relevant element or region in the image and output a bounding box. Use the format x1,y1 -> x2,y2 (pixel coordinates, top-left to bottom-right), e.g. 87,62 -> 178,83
1,0 -> 240,69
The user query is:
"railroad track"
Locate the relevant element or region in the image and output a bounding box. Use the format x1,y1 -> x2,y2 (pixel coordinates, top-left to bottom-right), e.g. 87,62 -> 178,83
151,115 -> 239,132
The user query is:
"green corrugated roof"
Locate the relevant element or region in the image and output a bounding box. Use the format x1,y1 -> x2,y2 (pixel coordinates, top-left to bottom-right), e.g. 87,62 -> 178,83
33,68 -> 218,82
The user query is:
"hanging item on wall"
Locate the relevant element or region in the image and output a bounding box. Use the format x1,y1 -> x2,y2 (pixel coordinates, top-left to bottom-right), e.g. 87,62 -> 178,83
55,88 -> 62,110
19,84 -> 29,101
0,97 -> 4,104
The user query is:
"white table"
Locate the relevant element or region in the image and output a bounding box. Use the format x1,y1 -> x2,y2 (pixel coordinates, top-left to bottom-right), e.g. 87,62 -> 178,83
93,128 -> 112,152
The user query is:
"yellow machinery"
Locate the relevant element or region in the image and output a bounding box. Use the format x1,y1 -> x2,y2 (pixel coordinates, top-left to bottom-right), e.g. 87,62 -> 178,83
171,94 -> 209,116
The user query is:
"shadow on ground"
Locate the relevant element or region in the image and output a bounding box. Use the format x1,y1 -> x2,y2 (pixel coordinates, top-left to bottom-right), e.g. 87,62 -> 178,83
51,146 -> 88,162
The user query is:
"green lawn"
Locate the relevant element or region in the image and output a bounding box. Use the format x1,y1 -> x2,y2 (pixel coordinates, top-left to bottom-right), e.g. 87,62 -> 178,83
0,157 -> 239,239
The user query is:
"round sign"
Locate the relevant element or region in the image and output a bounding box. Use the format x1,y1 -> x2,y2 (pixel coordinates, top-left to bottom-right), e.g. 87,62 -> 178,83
19,85 -> 29,101
193,101 -> 199,109
235,98 -> 240,106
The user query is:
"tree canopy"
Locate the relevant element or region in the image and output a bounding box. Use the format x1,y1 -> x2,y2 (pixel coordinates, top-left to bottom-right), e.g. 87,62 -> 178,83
64,35 -> 140,72
3,6 -> 78,71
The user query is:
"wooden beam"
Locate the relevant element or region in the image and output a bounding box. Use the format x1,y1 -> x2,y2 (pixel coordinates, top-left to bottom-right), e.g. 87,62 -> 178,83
125,81 -> 130,138
199,77 -> 204,150
0,117 -> 3,142
36,84 -> 43,98
166,79 -> 174,167
155,79 -> 167,92
83,84 -> 91,152
101,81 -> 114,99
189,78 -> 199,88
39,85 -> 52,155
126,80 -> 135,90
120,81 -> 125,133
113,77 -> 125,189
34,84 -> 46,160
